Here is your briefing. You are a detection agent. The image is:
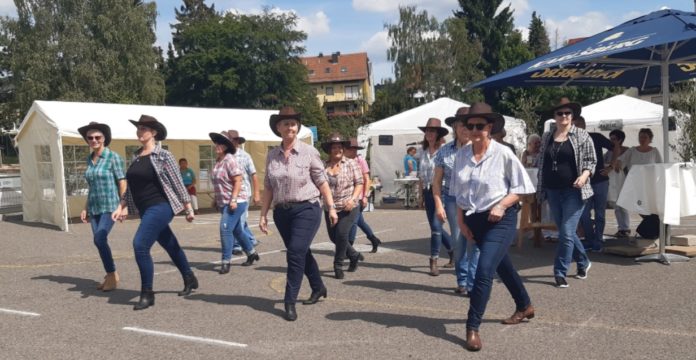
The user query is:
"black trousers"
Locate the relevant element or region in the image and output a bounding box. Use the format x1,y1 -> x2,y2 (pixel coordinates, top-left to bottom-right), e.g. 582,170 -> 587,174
325,206 -> 360,269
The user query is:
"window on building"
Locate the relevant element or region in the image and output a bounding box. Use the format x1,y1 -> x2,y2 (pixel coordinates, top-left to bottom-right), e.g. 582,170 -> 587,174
198,145 -> 214,191
326,106 -> 335,114
341,66 -> 347,73
324,67 -> 331,73
345,85 -> 360,100
309,69 -> 315,76
62,145 -> 90,196
325,86 -> 334,96
378,135 -> 393,146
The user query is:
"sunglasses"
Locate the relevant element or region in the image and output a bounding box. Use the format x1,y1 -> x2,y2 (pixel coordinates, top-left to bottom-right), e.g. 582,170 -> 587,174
87,136 -> 102,141
465,123 -> 487,131
555,111 -> 573,117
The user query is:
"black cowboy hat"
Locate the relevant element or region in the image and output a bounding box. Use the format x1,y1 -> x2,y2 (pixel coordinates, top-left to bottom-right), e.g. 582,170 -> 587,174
456,102 -> 505,134
446,106 -> 471,127
78,122 -> 112,146
269,106 -> 302,137
209,130 -> 237,155
418,118 -> 449,139
547,97 -> 582,119
321,133 -> 351,153
129,115 -> 167,141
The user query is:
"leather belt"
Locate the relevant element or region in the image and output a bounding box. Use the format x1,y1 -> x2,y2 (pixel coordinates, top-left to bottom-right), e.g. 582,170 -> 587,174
276,201 -> 310,210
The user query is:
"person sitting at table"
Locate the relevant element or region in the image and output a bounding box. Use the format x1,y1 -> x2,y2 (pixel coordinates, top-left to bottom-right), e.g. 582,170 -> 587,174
404,147 -> 418,176
520,134 -> 541,168
602,130 -> 630,238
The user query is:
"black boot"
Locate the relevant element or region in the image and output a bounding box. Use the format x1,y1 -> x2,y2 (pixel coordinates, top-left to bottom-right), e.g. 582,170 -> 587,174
334,266 -> 345,279
178,273 -> 198,296
284,303 -> 297,321
348,253 -> 364,272
241,252 -> 260,267
302,287 -> 327,305
133,288 -> 155,311
219,262 -> 230,274
368,235 -> 382,253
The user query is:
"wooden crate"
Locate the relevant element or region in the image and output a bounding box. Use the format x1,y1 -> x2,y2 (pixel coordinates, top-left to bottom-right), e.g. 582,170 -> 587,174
665,246 -> 696,257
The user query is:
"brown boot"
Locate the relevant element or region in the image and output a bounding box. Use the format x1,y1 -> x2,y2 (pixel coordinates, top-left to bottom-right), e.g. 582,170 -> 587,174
101,271 -> 119,292
501,305 -> 535,325
429,258 -> 439,276
443,250 -> 455,268
465,329 -> 482,351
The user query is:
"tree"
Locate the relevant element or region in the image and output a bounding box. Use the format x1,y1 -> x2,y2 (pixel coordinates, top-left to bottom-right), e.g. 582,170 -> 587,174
527,11 -> 550,57
0,0 -> 164,128
666,82 -> 696,161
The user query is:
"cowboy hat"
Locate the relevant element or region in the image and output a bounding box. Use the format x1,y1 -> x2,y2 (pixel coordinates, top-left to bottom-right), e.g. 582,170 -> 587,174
78,122 -> 112,146
547,97 -> 582,119
346,137 -> 364,150
446,106 -> 471,126
129,115 -> 167,141
456,102 -> 505,134
227,129 -> 246,144
418,118 -> 449,139
269,106 -> 302,137
321,132 -> 351,153
209,130 -> 237,154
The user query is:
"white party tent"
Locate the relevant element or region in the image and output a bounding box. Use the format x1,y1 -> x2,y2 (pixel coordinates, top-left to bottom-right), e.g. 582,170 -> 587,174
15,100 -> 313,231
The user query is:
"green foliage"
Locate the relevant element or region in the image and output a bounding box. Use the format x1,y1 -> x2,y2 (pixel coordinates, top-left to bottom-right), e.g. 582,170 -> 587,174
528,11 -> 550,57
368,78 -> 417,120
0,0 -> 164,128
671,82 -> 696,161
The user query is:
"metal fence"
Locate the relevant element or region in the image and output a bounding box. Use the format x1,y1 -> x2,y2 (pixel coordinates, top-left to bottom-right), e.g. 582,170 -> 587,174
0,174 -> 21,214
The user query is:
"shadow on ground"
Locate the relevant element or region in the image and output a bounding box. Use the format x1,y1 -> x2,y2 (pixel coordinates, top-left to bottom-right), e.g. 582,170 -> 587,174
185,293 -> 285,320
31,275 -> 140,306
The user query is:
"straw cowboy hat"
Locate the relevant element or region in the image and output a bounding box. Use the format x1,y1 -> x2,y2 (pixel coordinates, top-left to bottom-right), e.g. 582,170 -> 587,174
547,97 -> 582,119
418,117 -> 449,139
129,115 -> 168,141
269,106 -> 302,137
346,137 -> 364,150
321,133 -> 351,153
78,122 -> 112,146
208,130 -> 237,154
227,129 -> 245,144
446,106 -> 471,127
456,102 -> 505,134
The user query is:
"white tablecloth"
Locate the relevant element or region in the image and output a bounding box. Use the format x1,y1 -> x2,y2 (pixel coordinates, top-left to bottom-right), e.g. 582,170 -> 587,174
526,168 -> 538,188
616,163 -> 696,225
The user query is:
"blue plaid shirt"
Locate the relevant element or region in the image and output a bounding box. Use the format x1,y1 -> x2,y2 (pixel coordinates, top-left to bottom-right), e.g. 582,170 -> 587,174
85,148 -> 125,215
433,140 -> 459,195
234,148 -> 256,200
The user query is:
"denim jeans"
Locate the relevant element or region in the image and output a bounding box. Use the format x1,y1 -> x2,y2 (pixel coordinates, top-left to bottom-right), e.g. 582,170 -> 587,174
443,193 -> 479,290
348,204 -> 377,245
465,207 -> 531,331
90,212 -> 116,273
545,188 -> 590,278
220,202 -> 254,262
273,202 -> 324,304
423,189 -> 452,258
580,180 -> 609,250
325,207 -> 360,269
615,206 -> 631,231
132,202 -> 193,289
234,206 -> 258,249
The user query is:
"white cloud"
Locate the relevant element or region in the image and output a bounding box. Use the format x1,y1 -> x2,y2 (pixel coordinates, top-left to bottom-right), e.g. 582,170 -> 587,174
499,0 -> 529,18
543,11 -> 613,49
516,26 -> 529,42
0,0 -> 15,16
352,0 -> 458,19
227,7 -> 331,37
360,30 -> 390,63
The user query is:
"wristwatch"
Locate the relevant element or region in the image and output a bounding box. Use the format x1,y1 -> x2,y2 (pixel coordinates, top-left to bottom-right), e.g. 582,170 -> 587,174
185,208 -> 194,215
230,198 -> 238,204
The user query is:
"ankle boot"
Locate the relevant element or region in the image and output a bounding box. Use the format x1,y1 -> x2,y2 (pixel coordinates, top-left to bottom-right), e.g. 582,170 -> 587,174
178,273 -> 198,296
443,250 -> 455,268
368,235 -> 382,253
241,252 -> 260,267
102,271 -> 119,291
334,267 -> 345,279
302,287 -> 327,305
133,288 -> 155,311
284,303 -> 297,321
465,329 -> 482,351
219,262 -> 230,274
348,253 -> 364,272
429,258 -> 439,276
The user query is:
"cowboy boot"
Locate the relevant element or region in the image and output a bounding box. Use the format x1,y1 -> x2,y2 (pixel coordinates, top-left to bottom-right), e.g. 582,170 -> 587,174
429,258 -> 439,276
101,271 -> 119,292
133,288 -> 155,311
501,305 -> 535,325
465,329 -> 482,351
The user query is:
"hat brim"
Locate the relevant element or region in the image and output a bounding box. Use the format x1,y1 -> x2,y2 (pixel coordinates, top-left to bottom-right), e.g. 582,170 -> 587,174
459,113 -> 506,134
235,137 -> 246,144
418,126 -> 449,139
321,140 -> 351,153
548,102 -> 582,118
444,116 -> 459,127
209,133 -> 236,154
269,114 -> 302,137
78,123 -> 112,147
129,119 -> 167,141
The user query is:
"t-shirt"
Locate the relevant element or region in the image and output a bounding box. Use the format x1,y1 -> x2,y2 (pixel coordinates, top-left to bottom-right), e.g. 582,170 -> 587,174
542,140 -> 577,189
619,147 -> 662,171
126,154 -> 168,212
403,154 -> 417,175
180,168 -> 195,186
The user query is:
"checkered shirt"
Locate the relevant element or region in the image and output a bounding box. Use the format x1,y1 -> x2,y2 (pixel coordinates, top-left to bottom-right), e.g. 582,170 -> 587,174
85,147 -> 125,216
264,141 -> 327,206
325,158 -> 363,210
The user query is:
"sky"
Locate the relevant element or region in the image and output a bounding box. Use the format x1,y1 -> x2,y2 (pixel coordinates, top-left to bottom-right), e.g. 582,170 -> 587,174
0,0 -> 694,82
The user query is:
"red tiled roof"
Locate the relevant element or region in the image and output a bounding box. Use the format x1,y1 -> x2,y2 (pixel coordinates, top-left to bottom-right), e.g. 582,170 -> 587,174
301,52 -> 370,83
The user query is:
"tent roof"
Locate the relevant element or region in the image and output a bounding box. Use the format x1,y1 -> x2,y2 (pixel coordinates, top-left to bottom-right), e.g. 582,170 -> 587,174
17,100 -> 312,142
580,94 -> 675,125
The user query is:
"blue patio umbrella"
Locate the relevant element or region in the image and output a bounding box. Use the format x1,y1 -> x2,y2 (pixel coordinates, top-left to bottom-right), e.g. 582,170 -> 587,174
470,9 -> 696,264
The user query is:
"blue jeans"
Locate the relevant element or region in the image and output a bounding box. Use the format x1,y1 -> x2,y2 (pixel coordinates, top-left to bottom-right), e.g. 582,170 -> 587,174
465,207 -> 531,331
423,189 -> 452,258
580,180 -> 609,250
273,202 -> 324,304
132,202 -> 193,289
546,188 -> 590,278
220,202 -> 254,262
234,206 -> 258,249
348,204 -> 377,245
90,212 -> 116,273
443,193 -> 479,290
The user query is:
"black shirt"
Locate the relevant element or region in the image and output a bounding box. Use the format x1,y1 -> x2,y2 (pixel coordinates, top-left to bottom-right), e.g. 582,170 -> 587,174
126,154 -> 167,212
589,132 -> 613,183
542,140 -> 577,189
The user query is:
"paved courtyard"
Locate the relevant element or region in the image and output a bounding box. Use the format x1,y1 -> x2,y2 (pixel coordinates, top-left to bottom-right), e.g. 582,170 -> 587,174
1,208 -> 695,359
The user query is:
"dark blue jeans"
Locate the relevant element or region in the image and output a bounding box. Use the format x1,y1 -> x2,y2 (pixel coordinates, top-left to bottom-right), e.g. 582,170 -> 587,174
465,207 -> 531,331
423,188 -> 452,258
580,180 -> 609,251
326,207 -> 360,268
90,212 -> 116,273
348,204 -> 377,245
273,202 -> 324,304
133,202 -> 193,290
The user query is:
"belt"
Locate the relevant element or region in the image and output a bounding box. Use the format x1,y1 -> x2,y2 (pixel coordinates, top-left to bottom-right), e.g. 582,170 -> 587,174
276,201 -> 311,210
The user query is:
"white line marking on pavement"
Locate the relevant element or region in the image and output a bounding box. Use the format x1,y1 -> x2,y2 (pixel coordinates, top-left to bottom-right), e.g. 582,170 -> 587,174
122,327 -> 248,348
569,314 -> 595,337
0,307 -> 40,317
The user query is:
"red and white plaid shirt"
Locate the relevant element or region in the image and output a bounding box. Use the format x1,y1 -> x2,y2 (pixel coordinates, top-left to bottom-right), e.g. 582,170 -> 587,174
264,141 -> 327,206
325,157 -> 363,210
212,153 -> 244,208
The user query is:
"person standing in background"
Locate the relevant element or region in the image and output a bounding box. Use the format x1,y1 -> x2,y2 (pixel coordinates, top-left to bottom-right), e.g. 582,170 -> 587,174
229,130 -> 261,255
179,158 -> 198,214
404,147 -> 418,176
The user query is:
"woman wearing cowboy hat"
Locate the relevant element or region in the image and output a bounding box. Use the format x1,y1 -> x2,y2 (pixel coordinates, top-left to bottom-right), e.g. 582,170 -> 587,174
451,102 -> 536,351
259,106 -> 338,321
111,115 -> 198,310
418,117 -> 454,276
78,122 -> 126,292
321,133 -> 364,279
537,98 -> 596,289
209,130 -> 259,275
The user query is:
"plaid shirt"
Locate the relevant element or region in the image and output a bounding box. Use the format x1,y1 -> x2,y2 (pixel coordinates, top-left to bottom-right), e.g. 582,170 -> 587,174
234,148 -> 256,200
433,140 -> 459,194
212,153 -> 244,208
325,158 -> 363,210
85,147 -> 125,216
537,125 -> 597,201
264,141 -> 327,206
418,147 -> 440,189
124,144 -> 191,215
